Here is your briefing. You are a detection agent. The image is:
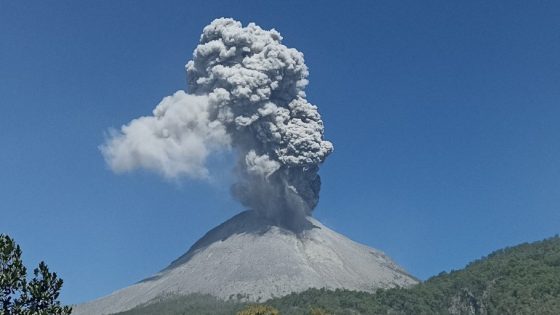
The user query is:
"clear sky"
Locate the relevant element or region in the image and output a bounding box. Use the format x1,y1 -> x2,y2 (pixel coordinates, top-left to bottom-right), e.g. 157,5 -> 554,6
1,0 -> 559,305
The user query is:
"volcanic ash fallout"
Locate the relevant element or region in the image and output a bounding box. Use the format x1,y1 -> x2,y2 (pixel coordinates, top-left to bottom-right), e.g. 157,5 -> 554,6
101,18 -> 333,228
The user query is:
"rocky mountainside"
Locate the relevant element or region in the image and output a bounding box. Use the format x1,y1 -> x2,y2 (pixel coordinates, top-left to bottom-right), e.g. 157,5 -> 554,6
106,235 -> 560,315
263,235 -> 560,314
74,210 -> 417,315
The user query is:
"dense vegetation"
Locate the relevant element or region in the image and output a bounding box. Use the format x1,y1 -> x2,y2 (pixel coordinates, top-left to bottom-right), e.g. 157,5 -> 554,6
114,235 -> 560,315
0,234 -> 72,315
113,293 -> 243,315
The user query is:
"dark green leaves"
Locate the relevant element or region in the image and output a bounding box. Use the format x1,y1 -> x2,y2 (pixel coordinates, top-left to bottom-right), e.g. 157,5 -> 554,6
0,234 -> 72,315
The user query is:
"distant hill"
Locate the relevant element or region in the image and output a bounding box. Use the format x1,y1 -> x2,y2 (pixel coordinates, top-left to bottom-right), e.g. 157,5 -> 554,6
112,235 -> 560,315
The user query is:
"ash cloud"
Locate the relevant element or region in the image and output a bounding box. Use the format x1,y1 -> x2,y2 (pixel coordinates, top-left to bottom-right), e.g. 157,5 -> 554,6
101,92 -> 230,179
101,18 -> 333,226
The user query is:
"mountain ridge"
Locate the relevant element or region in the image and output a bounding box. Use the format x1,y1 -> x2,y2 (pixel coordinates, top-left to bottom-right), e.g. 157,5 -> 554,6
110,235 -> 560,315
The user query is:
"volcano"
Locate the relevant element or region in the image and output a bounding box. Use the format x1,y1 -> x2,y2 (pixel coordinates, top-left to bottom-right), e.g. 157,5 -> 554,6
74,211 -> 417,315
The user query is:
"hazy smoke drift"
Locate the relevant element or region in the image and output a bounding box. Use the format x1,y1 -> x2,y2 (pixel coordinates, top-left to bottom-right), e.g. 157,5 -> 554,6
101,18 -> 333,226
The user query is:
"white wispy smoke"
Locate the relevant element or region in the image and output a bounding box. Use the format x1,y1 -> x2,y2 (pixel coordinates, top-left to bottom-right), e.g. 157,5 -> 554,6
101,92 -> 230,179
101,18 -> 333,227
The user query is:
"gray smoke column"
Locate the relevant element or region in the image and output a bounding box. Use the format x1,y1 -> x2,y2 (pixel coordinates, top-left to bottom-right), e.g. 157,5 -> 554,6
101,18 -> 333,227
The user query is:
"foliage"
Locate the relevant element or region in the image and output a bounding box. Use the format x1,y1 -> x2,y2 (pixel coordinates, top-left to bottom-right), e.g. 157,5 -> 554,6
113,235 -> 560,315
237,304 -> 279,315
308,307 -> 330,315
0,234 -> 71,315
113,293 -> 245,315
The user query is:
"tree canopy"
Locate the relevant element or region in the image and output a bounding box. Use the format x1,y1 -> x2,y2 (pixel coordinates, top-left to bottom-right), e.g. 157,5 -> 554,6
0,234 -> 71,315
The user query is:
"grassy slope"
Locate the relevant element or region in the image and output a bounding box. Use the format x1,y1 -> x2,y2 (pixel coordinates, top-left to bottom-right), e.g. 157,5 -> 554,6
113,235 -> 560,315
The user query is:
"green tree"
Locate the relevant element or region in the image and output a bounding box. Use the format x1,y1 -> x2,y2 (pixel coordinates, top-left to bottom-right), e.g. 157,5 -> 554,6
309,307 -> 330,315
0,234 -> 71,315
237,304 -> 279,315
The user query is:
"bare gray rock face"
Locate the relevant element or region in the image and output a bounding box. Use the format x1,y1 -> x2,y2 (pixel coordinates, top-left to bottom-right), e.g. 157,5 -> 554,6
73,211 -> 417,315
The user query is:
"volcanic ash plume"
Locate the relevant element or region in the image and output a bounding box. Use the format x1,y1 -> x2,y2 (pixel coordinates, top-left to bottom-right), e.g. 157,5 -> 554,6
101,18 -> 333,226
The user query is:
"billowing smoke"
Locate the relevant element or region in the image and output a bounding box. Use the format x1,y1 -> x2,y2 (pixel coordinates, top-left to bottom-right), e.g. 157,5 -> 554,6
101,18 -> 333,227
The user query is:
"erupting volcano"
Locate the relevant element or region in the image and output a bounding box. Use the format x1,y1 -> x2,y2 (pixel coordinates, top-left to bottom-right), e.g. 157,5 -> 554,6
74,18 -> 417,315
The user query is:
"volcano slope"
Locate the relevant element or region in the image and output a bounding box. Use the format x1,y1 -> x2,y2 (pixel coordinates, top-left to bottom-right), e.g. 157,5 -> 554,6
73,210 -> 417,315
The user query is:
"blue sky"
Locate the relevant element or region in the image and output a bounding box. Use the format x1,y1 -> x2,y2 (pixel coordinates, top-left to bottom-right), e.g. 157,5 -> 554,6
1,0 -> 559,305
